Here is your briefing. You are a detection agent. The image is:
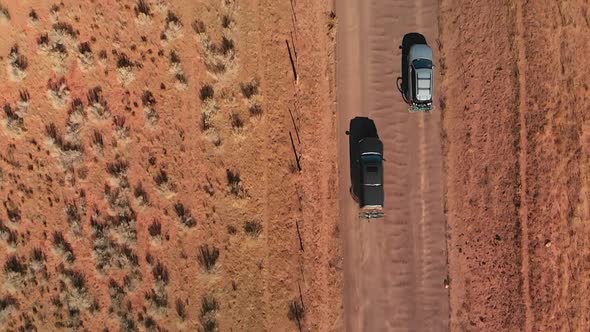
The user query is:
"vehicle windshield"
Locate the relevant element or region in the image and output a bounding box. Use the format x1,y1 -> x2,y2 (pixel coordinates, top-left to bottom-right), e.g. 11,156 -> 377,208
413,58 -> 433,69
361,154 -> 382,162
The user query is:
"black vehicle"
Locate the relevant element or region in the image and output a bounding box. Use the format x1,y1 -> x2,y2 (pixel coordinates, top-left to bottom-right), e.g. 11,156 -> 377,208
346,117 -> 384,219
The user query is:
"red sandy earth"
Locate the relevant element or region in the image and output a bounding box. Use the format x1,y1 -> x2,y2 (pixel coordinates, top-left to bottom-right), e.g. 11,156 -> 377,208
441,0 -> 590,330
0,0 -> 341,331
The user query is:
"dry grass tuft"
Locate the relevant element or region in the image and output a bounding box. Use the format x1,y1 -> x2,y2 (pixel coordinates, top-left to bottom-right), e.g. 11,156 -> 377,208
198,245 -> 219,271
174,203 -> 196,228
47,77 -> 70,108
244,220 -> 262,237
8,45 -> 28,81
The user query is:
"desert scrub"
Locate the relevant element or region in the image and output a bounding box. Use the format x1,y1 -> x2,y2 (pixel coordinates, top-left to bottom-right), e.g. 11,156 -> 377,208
226,169 -> 246,197
65,201 -> 83,234
148,219 -> 161,238
47,77 -> 71,108
134,0 -> 152,23
66,99 -> 87,134
174,203 -> 195,228
4,198 -> 21,223
8,44 -> 28,81
87,86 -> 110,118
162,11 -> 183,41
152,261 -> 169,286
0,220 -> 18,247
77,41 -> 94,69
3,104 -> 25,132
116,53 -> 135,85
200,295 -> 219,332
154,168 -> 175,192
142,90 -> 159,125
198,245 -> 219,271
134,182 -> 149,205
53,232 -> 76,263
113,115 -> 130,139
244,220 -> 262,237
0,3 -> 10,21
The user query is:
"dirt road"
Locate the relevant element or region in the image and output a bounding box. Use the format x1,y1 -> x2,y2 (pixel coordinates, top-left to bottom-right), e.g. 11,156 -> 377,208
336,0 -> 449,331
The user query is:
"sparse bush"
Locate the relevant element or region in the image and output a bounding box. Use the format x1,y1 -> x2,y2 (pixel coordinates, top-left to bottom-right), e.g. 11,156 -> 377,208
200,295 -> 218,332
244,220 -> 262,237
152,261 -> 169,285
174,203 -> 195,228
222,15 -> 232,28
142,90 -> 156,107
107,159 -> 129,178
240,80 -> 259,99
214,37 -> 234,56
198,245 -> 219,271
134,0 -> 151,17
200,295 -> 218,316
170,50 -> 181,64
134,182 -> 149,205
78,42 -> 91,54
29,9 -> 38,21
227,225 -> 237,235
92,130 -> 104,149
61,268 -> 87,292
148,219 -> 161,237
53,232 -> 76,263
192,20 -> 206,34
37,33 -> 49,47
154,169 -> 169,187
0,4 -> 11,20
3,104 -> 24,129
288,299 -> 305,326
31,248 -> 46,262
19,89 -> 30,103
175,299 -> 186,320
145,288 -> 168,309
0,296 -> 17,312
113,115 -> 130,138
226,169 -> 245,196
0,220 -> 18,246
9,44 -> 28,71
249,104 -> 263,116
230,112 -> 243,129
4,199 -> 21,223
65,201 -> 82,232
4,255 -> 26,274
53,22 -> 78,38
200,84 -> 214,101
117,53 -> 133,69
165,11 -> 181,26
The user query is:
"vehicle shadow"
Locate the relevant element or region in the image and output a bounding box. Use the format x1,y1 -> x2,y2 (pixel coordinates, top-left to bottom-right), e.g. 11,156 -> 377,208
397,32 -> 428,102
345,116 -> 379,204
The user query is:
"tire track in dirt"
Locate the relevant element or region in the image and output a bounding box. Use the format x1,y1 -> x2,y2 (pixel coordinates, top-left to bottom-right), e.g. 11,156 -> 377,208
514,0 -> 533,330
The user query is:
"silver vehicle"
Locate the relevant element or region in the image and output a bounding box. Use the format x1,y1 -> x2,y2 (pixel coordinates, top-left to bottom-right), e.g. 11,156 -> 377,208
397,33 -> 434,112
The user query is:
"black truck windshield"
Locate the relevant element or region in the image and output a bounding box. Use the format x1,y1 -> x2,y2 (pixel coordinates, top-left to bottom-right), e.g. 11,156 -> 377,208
413,59 -> 433,69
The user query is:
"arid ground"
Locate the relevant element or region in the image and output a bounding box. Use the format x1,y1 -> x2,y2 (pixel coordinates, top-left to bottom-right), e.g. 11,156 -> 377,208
0,0 -> 341,331
441,0 -> 590,331
2,0 -> 590,331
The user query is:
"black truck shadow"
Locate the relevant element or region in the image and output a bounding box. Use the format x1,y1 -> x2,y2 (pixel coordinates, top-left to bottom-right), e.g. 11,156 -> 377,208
397,32 -> 428,103
345,116 -> 379,204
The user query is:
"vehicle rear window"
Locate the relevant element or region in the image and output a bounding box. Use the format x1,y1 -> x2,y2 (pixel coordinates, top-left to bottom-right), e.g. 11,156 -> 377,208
413,59 -> 432,69
367,166 -> 378,173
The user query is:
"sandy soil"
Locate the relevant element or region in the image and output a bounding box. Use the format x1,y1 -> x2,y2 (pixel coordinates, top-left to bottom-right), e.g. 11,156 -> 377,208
0,0 -> 341,331
336,0 -> 449,331
440,0 -> 590,330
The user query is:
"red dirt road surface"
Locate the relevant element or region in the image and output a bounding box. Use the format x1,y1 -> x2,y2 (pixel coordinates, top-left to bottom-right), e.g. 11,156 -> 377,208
336,0 -> 449,331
